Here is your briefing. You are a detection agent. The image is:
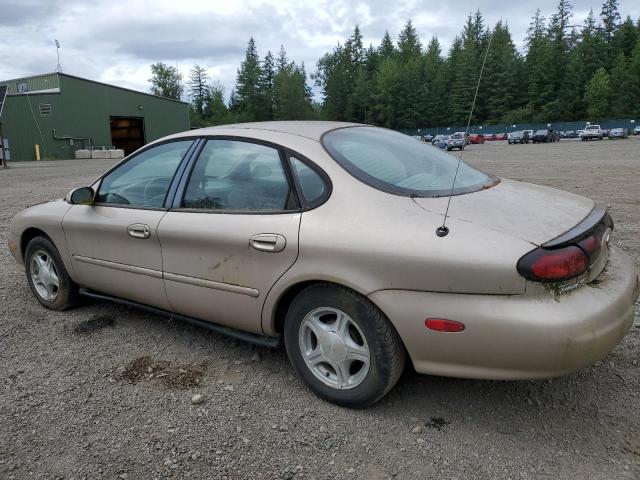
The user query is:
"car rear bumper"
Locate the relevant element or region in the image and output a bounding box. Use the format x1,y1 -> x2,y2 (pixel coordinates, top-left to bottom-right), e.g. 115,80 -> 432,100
369,246 -> 639,380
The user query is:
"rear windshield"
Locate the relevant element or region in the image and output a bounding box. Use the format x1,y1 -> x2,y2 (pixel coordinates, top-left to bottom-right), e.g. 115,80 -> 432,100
322,126 -> 495,197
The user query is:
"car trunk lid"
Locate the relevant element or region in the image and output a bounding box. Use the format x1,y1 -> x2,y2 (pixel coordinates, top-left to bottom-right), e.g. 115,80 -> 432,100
414,179 -> 596,246
413,178 -> 611,280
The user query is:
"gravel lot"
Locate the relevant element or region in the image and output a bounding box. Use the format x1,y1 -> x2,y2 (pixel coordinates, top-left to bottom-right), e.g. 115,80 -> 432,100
1,138 -> 639,480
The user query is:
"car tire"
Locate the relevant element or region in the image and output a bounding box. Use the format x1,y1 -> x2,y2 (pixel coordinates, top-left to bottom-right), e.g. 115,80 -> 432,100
25,236 -> 79,311
284,283 -> 406,408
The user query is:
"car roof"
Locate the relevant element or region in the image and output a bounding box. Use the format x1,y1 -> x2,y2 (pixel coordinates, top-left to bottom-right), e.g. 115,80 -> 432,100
170,121 -> 363,142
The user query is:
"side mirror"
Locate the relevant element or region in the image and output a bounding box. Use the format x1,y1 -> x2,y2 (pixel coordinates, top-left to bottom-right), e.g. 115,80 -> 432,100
66,187 -> 94,205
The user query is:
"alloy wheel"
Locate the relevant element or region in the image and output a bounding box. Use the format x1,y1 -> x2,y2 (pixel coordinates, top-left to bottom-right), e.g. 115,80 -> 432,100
298,307 -> 370,390
30,249 -> 60,301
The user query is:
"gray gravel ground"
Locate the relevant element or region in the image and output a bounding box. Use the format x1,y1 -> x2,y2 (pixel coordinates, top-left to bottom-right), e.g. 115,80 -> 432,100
1,138 -> 639,480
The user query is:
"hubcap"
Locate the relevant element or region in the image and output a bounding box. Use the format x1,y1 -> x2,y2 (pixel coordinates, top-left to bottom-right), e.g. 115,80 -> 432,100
298,307 -> 370,390
30,249 -> 60,301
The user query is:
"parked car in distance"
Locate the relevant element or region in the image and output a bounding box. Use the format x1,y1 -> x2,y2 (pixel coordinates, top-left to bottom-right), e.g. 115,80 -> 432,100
508,130 -> 530,144
494,133 -> 508,141
564,130 -> 578,139
424,134 -> 434,142
523,129 -> 534,138
532,129 -> 560,143
453,132 -> 470,145
609,128 -> 627,139
469,133 -> 485,144
582,124 -> 604,141
633,126 -> 640,135
532,129 -> 550,143
8,122 -> 639,408
437,133 -> 465,151
431,134 -> 445,145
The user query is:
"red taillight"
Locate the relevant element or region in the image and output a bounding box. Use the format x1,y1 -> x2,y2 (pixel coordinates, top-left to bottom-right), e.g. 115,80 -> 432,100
425,318 -> 466,332
579,235 -> 600,253
517,246 -> 588,282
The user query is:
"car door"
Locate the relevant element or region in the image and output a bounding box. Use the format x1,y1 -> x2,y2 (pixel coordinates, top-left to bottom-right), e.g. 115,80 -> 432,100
62,139 -> 195,310
157,138 -> 302,334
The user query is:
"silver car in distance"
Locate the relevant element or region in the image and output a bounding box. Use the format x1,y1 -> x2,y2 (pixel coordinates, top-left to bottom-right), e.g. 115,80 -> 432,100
8,122 -> 640,407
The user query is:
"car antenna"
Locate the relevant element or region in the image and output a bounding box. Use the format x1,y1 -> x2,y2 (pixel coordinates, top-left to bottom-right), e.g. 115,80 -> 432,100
435,30 -> 494,238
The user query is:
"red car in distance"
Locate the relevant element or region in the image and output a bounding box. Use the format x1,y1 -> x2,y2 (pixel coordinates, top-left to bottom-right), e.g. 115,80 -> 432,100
469,134 -> 485,144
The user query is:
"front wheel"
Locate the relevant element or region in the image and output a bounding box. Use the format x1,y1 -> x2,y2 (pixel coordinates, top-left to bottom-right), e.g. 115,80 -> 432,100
25,236 -> 79,310
284,284 -> 406,408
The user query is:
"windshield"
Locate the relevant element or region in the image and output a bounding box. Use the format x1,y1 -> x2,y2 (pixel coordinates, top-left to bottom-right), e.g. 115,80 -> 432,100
535,130 -> 547,135
322,126 -> 495,197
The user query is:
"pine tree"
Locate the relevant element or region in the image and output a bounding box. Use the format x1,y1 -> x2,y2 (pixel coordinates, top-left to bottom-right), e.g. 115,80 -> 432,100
525,10 -> 554,118
423,36 -> 446,126
608,53 -> 635,116
628,35 -> 640,115
547,0 -> 573,109
584,67 -> 611,119
379,31 -> 396,58
613,16 -> 638,57
276,45 -> 289,72
372,56 -> 401,128
259,51 -> 275,120
205,82 -> 230,125
397,20 -> 422,62
149,62 -> 183,100
234,38 -> 264,121
188,64 -> 209,115
483,22 -> 519,122
600,0 -> 621,42
273,62 -> 314,120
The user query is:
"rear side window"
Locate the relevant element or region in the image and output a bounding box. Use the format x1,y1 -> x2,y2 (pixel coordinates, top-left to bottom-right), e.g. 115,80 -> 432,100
96,140 -> 191,208
290,156 -> 327,207
322,126 -> 493,197
182,140 -> 296,212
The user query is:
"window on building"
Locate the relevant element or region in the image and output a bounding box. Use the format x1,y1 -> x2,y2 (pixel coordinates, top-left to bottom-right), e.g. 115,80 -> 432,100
16,82 -> 28,94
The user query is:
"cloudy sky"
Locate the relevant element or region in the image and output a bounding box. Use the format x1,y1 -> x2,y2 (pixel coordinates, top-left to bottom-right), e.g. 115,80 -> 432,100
1,0 -> 638,100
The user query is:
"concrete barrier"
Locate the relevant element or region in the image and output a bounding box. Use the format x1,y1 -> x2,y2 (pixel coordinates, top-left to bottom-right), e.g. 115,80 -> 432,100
91,150 -> 111,159
75,149 -> 91,159
109,149 -> 125,159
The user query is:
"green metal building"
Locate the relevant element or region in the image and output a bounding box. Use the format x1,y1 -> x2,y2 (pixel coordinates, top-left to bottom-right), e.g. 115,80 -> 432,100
0,73 -> 189,161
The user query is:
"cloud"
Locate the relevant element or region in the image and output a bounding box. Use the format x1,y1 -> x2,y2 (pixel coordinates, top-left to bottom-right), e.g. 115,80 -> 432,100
1,0 -> 638,100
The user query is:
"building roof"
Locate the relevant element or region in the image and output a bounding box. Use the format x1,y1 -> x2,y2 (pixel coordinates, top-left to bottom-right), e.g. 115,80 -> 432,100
0,72 -> 188,104
190,121 -> 364,141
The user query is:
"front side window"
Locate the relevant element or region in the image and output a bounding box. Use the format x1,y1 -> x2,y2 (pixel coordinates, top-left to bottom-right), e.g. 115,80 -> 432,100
182,140 -> 295,212
322,127 -> 494,197
96,140 -> 192,207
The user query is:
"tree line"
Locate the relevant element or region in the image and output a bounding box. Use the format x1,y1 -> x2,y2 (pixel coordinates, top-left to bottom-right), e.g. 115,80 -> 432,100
148,0 -> 640,129
149,41 -> 316,127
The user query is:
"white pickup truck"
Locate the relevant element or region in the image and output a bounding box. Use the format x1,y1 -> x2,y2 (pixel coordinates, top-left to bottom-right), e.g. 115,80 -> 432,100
581,124 -> 603,141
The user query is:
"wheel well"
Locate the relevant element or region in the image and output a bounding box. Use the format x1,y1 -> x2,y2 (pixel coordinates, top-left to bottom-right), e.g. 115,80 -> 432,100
271,280 -> 382,334
273,281 -> 319,334
20,228 -> 50,260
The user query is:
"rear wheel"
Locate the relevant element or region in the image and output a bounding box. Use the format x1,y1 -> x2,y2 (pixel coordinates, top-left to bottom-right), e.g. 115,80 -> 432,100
284,284 -> 406,408
25,236 -> 79,310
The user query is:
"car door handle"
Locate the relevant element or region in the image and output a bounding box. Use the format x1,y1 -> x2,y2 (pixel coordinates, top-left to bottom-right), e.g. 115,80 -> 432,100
127,223 -> 150,239
249,234 -> 286,252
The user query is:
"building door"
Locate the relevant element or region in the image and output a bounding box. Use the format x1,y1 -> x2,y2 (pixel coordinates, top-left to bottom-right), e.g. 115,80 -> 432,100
110,116 -> 145,155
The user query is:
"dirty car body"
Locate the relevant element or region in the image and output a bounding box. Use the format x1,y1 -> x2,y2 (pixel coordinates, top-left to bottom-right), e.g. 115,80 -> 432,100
9,122 -> 639,407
